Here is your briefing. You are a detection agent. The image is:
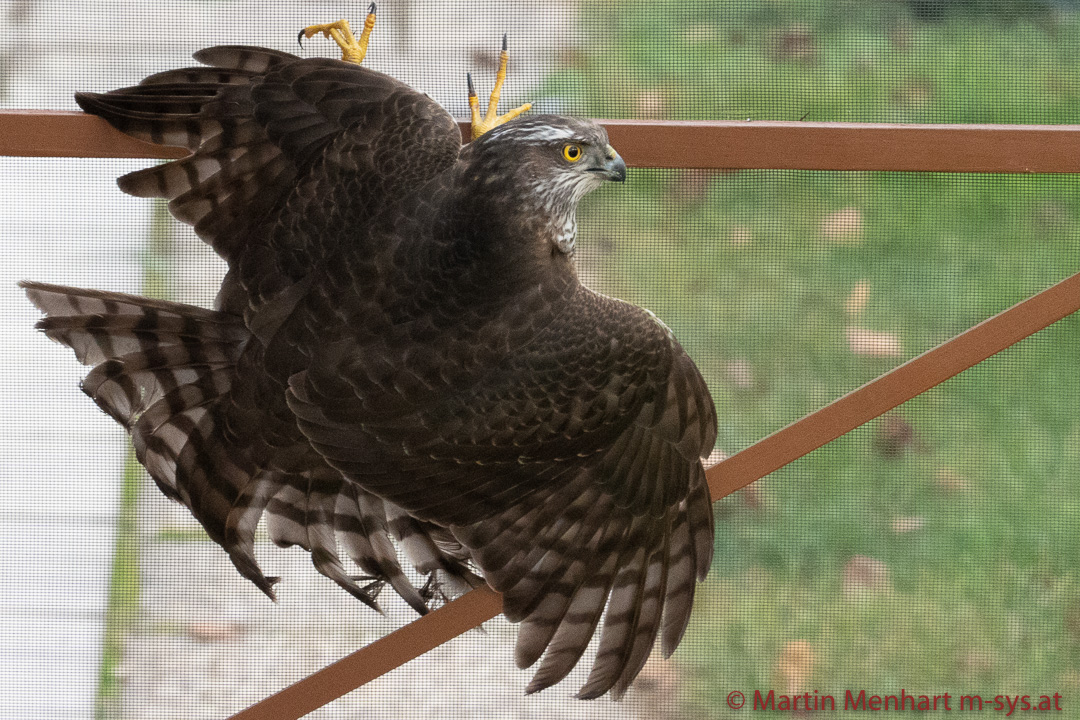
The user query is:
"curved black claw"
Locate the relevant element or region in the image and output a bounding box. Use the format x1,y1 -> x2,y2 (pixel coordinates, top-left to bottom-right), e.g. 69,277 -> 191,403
297,28 -> 306,49
419,573 -> 439,602
502,33 -> 507,52
419,572 -> 453,607
357,576 -> 386,601
466,71 -> 476,98
368,2 -> 377,14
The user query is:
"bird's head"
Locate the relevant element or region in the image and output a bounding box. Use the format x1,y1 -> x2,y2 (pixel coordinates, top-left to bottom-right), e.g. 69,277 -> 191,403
465,115 -> 626,254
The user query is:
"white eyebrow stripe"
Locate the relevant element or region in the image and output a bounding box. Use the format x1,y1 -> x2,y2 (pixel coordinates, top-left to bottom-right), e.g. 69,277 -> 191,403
490,125 -> 580,143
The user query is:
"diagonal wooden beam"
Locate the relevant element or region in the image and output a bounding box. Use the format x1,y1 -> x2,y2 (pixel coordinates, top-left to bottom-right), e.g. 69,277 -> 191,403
4,110 -> 1080,173
708,270 -> 1080,500
228,271 -> 1080,719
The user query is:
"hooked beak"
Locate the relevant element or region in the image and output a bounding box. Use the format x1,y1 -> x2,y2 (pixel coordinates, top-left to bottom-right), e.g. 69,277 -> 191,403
591,145 -> 627,183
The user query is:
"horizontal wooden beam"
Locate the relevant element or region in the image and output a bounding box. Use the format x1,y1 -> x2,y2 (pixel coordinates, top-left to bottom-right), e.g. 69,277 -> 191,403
0,110 -> 188,160
3,110 -> 1080,173
228,270 -> 1080,720
601,119 -> 1080,173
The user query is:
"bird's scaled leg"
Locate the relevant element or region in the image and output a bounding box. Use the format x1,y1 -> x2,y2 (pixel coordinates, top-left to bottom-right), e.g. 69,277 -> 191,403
299,2 -> 377,65
469,34 -> 533,140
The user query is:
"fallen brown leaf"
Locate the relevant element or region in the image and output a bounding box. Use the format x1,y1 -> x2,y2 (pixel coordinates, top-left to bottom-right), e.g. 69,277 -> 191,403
187,621 -> 243,643
774,640 -> 817,695
843,555 -> 891,599
935,467 -> 971,492
820,207 -> 863,242
891,515 -> 925,533
846,327 -> 903,357
845,280 -> 871,316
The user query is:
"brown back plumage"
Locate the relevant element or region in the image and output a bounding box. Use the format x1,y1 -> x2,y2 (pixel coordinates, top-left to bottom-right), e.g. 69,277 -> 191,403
28,46 -> 716,699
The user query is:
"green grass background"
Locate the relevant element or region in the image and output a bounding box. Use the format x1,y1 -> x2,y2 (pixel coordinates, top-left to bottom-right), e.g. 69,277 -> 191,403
564,0 -> 1080,715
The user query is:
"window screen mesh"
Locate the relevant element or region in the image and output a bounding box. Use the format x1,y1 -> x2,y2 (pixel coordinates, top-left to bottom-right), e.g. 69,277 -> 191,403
2,1 -> 1079,718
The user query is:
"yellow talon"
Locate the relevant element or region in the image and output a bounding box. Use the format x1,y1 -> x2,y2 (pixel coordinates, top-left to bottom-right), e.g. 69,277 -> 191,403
300,3 -> 377,66
469,35 -> 532,140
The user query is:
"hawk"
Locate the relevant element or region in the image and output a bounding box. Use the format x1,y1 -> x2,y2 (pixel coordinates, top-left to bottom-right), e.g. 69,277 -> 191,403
23,11 -> 716,700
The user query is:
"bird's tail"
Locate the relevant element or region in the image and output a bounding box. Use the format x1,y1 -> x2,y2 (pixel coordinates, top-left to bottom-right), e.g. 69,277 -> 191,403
20,281 -> 252,504
21,281 -> 482,612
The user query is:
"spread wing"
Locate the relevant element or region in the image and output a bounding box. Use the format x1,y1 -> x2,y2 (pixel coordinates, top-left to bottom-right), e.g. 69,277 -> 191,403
287,285 -> 717,698
75,46 -> 461,270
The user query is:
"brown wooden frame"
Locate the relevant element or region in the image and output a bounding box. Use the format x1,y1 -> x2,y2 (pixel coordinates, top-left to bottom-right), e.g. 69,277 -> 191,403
5,111 -> 1080,172
3,110 -> 1078,719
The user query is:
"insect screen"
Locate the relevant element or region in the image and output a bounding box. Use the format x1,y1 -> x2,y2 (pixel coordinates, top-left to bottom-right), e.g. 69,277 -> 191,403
1,1 -> 1078,718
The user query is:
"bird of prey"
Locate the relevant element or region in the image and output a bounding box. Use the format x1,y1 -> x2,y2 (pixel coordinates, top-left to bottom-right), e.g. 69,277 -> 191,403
23,7 -> 716,699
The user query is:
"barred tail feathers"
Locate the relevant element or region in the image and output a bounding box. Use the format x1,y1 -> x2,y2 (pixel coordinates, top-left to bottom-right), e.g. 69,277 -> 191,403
23,282 -> 291,599
20,281 -> 250,501
22,281 -> 470,614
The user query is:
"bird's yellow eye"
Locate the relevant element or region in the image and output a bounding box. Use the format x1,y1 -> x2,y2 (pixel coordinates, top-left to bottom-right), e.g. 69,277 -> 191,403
562,143 -> 583,162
